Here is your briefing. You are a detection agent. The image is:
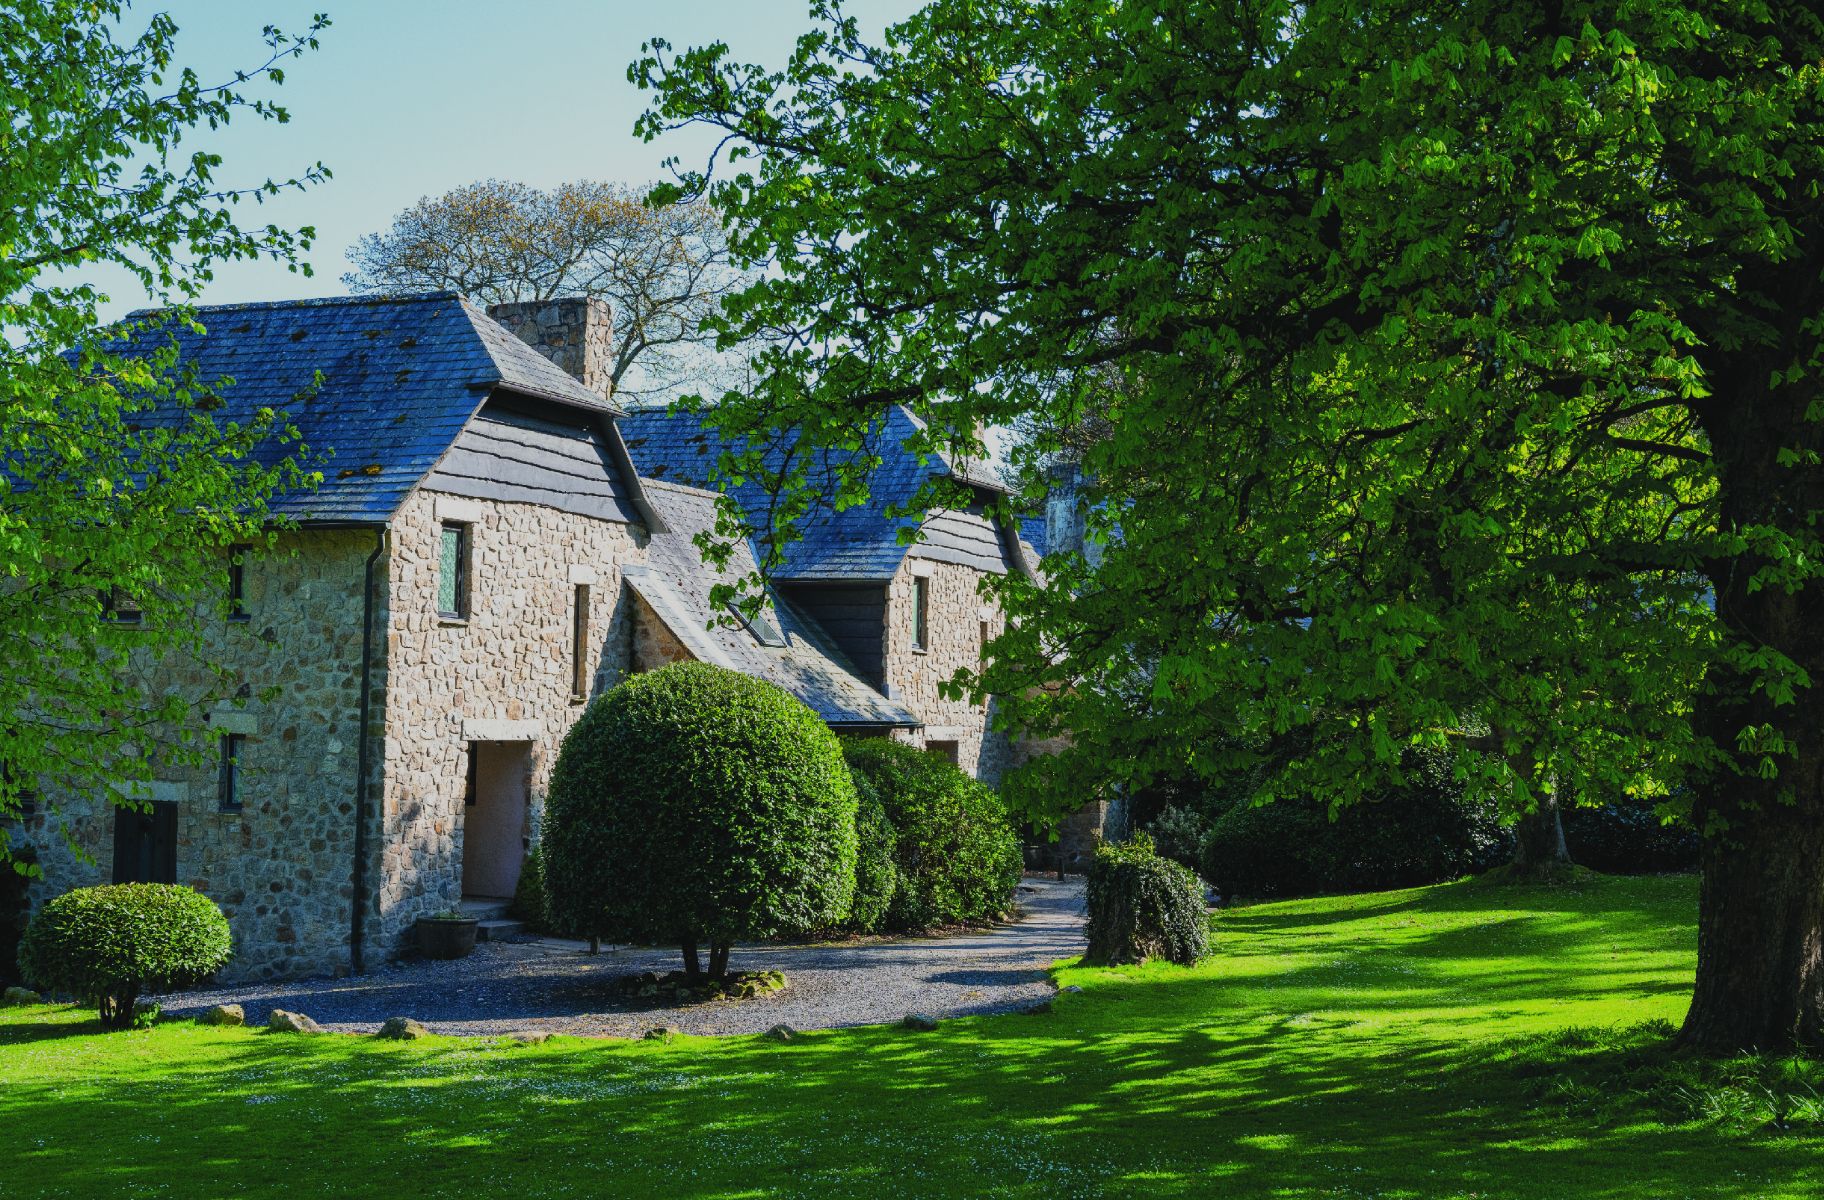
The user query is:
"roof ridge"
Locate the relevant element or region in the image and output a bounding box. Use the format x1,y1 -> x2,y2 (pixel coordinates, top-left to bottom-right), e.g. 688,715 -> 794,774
127,291 -> 460,319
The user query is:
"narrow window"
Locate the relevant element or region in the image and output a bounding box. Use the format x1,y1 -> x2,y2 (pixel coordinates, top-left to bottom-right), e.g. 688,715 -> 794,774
217,734 -> 244,811
911,576 -> 930,650
979,620 -> 990,667
438,523 -> 470,618
227,545 -> 250,621
101,587 -> 142,624
571,584 -> 591,702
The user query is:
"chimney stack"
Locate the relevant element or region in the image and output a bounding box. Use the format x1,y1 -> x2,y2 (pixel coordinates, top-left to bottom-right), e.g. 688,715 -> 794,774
487,297 -> 614,401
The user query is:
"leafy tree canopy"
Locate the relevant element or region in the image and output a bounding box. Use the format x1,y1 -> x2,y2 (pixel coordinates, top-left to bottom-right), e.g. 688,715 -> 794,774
344,179 -> 747,403
1,1 -> 328,867
633,1 -> 1824,1052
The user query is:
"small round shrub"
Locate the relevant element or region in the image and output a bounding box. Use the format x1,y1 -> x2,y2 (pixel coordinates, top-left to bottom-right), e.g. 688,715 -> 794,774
1144,805 -> 1208,873
846,772 -> 899,934
18,883 -> 232,1029
841,739 -> 1023,930
1084,835 -> 1209,966
509,845 -> 551,933
1563,799 -> 1700,874
543,662 -> 858,978
1199,752 -> 1508,898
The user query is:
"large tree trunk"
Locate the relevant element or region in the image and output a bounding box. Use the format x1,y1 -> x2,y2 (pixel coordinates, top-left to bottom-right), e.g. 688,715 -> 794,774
1510,793 -> 1571,874
1681,339 -> 1824,1054
1681,578 -> 1824,1054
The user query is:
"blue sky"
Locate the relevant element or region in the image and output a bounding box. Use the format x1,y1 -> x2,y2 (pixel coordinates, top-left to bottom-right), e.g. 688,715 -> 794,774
90,0 -> 922,320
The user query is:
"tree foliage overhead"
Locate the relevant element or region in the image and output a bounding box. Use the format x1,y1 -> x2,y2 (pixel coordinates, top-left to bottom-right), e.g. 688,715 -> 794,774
1,1 -> 327,869
633,2 -> 1824,1052
344,179 -> 746,402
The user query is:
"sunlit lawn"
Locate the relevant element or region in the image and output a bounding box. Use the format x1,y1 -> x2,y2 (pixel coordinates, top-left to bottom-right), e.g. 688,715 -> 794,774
5,873 -> 1819,1199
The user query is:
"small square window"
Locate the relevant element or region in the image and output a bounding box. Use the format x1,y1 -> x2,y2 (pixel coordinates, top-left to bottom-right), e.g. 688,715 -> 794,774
438,523 -> 470,619
217,734 -> 244,812
227,545 -> 251,621
101,586 -> 142,624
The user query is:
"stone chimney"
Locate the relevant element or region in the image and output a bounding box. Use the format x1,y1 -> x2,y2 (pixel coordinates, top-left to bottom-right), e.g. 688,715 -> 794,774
1044,460 -> 1104,568
487,297 -> 614,401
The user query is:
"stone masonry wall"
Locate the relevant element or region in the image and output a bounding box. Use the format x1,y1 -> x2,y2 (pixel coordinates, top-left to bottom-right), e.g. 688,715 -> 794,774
370,486 -> 642,962
630,593 -> 693,672
881,557 -> 1014,785
19,529 -> 381,982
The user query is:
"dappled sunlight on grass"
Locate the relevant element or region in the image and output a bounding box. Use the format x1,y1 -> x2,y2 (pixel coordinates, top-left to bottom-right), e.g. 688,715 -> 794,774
4,873 -> 1818,1198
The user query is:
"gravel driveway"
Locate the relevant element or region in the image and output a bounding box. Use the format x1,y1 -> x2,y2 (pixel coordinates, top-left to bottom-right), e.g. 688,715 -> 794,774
159,876 -> 1085,1038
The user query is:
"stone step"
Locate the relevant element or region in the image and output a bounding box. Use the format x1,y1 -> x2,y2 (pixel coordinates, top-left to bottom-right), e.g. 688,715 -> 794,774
476,917 -> 527,942
459,897 -> 513,921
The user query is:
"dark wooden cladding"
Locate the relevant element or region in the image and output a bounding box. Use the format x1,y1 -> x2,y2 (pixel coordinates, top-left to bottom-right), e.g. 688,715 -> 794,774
779,582 -> 888,689
424,402 -> 639,524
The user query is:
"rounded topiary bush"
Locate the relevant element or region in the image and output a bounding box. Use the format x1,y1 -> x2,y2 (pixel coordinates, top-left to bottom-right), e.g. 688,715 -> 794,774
846,771 -> 899,935
542,662 -> 858,979
841,739 -> 1023,930
1084,835 -> 1209,966
1199,752 -> 1508,899
18,883 -> 232,1029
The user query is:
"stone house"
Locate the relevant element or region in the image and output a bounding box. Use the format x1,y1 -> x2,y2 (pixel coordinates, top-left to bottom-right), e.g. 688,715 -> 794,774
12,292 -> 1031,982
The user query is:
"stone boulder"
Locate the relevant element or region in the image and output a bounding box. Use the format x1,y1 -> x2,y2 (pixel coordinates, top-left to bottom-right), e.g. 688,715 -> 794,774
376,1017 -> 430,1041
1,986 -> 40,1007
267,1009 -> 323,1034
200,1004 -> 245,1027
505,1031 -> 551,1046
903,1012 -> 939,1032
763,1023 -> 795,1043
644,1025 -> 681,1042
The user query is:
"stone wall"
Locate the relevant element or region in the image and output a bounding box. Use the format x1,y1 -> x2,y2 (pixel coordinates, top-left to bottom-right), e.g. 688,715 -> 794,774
369,487 -> 642,962
630,593 -> 693,672
19,529 -> 381,982
881,557 -> 1014,785
485,298 -> 614,401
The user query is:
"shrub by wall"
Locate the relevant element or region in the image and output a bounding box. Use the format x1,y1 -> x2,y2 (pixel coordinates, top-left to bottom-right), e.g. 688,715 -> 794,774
1199,751 -> 1508,898
1143,805 -> 1209,873
17,883 -> 232,1029
1563,799 -> 1700,874
1084,835 -> 1209,966
542,662 -> 858,978
841,739 -> 1023,930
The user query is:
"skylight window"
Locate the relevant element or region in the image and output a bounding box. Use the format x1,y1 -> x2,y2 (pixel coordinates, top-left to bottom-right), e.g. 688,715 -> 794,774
727,601 -> 787,648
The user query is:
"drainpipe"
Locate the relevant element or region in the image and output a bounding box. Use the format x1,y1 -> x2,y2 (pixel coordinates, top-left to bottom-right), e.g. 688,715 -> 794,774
350,527 -> 387,974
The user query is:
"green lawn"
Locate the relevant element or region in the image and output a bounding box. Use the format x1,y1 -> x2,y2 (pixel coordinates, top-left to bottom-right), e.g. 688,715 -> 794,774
5,873 -> 1820,1199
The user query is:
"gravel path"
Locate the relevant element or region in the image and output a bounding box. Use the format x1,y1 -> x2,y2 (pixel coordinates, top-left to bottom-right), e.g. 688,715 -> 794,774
159,876 -> 1085,1038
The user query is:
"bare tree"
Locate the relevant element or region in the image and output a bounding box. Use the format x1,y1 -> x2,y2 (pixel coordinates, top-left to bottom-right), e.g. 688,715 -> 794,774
344,179 -> 744,402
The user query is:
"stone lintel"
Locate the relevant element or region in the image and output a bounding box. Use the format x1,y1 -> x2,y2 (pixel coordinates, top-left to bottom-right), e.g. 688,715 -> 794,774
461,718 -> 541,742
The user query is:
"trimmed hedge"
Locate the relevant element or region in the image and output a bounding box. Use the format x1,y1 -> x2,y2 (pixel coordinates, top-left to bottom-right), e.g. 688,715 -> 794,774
542,662 -> 858,977
1563,799 -> 1700,874
1085,835 -> 1209,966
1144,805 -> 1208,873
509,845 -> 552,933
847,772 -> 899,934
18,883 -> 232,1029
841,739 -> 1023,930
1199,752 -> 1508,898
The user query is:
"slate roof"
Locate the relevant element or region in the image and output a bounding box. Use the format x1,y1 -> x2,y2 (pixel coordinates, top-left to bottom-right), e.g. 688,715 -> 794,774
118,293 -> 616,523
619,405 -> 1017,582
630,479 -> 919,727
